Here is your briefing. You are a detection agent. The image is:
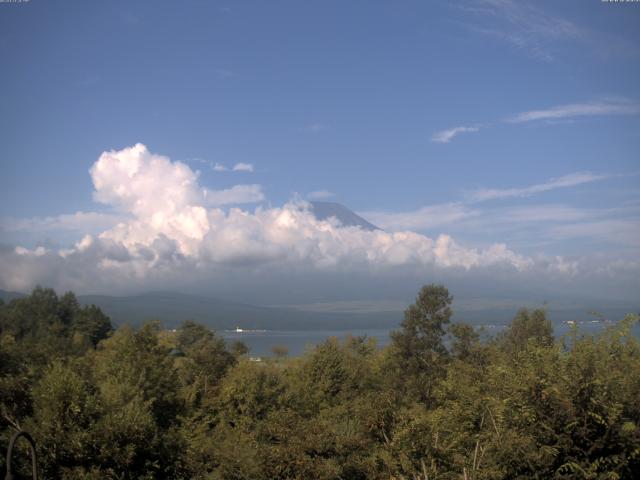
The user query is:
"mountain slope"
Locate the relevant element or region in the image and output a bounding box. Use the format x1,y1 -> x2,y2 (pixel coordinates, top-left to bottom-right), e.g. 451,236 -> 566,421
77,291 -> 399,330
0,289 -> 25,303
310,201 -> 380,231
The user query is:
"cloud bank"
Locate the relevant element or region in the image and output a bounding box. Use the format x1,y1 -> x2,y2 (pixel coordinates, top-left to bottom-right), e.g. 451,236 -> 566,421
0,143 -> 554,294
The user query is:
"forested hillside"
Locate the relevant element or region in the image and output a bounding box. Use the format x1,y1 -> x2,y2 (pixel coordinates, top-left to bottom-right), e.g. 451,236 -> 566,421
1,286 -> 639,479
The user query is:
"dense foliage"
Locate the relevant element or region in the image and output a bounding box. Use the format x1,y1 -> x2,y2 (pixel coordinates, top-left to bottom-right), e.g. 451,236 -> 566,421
1,285 -> 639,479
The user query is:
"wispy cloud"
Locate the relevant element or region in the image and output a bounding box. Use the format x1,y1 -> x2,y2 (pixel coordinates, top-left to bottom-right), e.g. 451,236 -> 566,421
192,159 -> 254,173
213,163 -> 228,172
362,173 -> 635,240
468,172 -> 613,202
190,158 -> 228,172
498,205 -> 587,223
432,98 -> 640,144
550,219 -> 640,248
459,0 -> 583,61
362,172 -> 625,231
431,125 -> 480,144
232,162 -> 254,173
459,0 -> 639,62
361,203 -> 478,231
357,201 -> 640,269
308,190 -> 335,200
508,99 -> 640,123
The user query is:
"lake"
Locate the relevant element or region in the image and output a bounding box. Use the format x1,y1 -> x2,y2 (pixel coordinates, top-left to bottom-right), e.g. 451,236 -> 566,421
219,320 -> 640,357
220,328 -> 393,357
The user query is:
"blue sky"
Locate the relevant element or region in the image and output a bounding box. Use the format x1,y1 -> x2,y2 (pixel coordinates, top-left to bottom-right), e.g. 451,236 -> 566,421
1,0 -> 639,304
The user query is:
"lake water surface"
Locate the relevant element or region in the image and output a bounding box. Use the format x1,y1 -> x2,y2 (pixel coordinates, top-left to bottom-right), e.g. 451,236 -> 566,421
221,328 -> 393,357
220,320 -> 640,357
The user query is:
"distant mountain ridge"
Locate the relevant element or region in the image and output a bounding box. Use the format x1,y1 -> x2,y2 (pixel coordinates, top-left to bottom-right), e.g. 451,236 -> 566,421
80,291 -> 401,330
309,201 -> 380,231
0,289 -> 25,303
0,289 -> 399,331
3,288 -> 636,332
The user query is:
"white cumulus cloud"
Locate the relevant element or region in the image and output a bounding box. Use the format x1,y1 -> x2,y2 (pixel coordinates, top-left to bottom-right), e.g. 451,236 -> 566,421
0,143 -> 548,293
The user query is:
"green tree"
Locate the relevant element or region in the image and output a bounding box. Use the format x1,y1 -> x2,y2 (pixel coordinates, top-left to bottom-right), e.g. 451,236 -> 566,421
27,360 -> 99,479
449,322 -> 480,361
0,288 -> 112,362
86,322 -> 183,478
175,320 -> 236,410
389,284 -> 453,403
499,308 -> 553,354
72,304 -> 113,347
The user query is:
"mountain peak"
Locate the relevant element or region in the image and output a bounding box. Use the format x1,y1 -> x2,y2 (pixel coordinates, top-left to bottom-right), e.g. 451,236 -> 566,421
309,201 -> 380,231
